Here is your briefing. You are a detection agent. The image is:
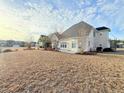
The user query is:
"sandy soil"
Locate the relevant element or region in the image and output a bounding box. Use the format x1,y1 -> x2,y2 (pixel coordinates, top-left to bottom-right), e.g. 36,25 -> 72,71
0,50 -> 124,93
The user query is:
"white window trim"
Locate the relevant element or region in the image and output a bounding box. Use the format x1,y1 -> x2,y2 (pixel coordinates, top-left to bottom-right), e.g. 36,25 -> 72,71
60,42 -> 67,48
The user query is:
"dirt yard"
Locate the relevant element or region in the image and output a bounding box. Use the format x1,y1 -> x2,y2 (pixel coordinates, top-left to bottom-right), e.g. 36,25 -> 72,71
0,50 -> 124,93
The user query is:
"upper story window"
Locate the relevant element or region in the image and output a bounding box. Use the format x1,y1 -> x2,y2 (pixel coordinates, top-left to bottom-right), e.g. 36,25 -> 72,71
93,31 -> 95,37
85,32 -> 89,36
100,33 -> 102,36
99,44 -> 102,47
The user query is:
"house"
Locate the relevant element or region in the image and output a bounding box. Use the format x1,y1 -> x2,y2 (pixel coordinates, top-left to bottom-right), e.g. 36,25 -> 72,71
38,35 -> 51,48
117,42 -> 124,48
49,21 -> 111,53
0,40 -> 8,47
48,32 -> 61,49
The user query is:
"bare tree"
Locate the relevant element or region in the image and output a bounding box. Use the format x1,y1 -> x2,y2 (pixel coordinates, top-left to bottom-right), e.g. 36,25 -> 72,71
26,35 -> 34,49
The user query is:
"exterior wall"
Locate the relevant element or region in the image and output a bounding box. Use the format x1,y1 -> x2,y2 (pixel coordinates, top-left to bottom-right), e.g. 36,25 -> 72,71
77,37 -> 87,52
51,35 -> 59,49
56,29 -> 110,53
58,36 -> 92,53
95,31 -> 110,49
84,29 -> 96,51
58,29 -> 96,53
117,44 -> 124,48
39,42 -> 43,47
58,38 -> 80,53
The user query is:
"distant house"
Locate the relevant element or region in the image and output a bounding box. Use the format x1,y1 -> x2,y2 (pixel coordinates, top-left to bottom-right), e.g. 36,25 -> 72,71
117,42 -> 124,48
0,40 -> 7,47
49,32 -> 61,49
38,35 -> 51,48
49,21 -> 110,53
12,44 -> 20,48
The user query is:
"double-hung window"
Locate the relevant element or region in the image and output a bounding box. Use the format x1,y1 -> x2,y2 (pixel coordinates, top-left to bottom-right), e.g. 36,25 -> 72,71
61,42 -> 67,48
93,31 -> 95,37
72,41 -> 76,48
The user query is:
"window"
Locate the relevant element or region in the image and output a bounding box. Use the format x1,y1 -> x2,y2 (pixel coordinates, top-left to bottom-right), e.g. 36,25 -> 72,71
99,44 -> 102,47
93,31 -> 95,37
85,32 -> 89,35
100,33 -> 102,36
88,41 -> 90,46
61,42 -> 67,48
60,44 -> 63,48
72,41 -> 76,48
65,44 -> 67,48
78,31 -> 83,36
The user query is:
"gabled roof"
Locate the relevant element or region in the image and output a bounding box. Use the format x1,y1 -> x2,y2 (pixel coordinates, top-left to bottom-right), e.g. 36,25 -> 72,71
96,26 -> 110,31
48,32 -> 61,39
61,21 -> 94,39
40,35 -> 47,37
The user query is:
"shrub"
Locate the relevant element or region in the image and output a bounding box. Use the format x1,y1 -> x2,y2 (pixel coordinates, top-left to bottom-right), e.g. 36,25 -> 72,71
44,48 -> 54,51
82,52 -> 97,55
96,47 -> 103,52
23,48 -> 35,50
15,49 -> 18,51
103,48 -> 114,52
3,49 -> 13,53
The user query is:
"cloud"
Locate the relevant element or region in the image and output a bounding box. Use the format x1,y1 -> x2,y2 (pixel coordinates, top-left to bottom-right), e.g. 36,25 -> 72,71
0,0 -> 124,41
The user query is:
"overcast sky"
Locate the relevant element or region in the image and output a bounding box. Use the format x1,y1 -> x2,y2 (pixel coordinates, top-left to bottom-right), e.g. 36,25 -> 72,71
0,0 -> 124,41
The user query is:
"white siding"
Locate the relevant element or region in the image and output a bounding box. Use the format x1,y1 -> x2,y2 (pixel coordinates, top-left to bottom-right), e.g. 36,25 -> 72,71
39,42 -> 43,47
95,31 -> 110,49
59,38 -> 79,53
58,29 -> 97,53
57,28 -> 110,53
85,29 -> 96,51
51,35 -> 59,49
77,36 -> 87,52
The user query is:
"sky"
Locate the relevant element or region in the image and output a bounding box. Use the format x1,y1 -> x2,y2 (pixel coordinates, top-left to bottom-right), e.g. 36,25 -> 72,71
0,0 -> 124,41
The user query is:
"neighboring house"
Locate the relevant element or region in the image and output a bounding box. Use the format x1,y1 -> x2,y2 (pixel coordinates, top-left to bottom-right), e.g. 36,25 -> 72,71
49,21 -> 111,53
38,35 -> 51,48
30,42 -> 36,47
48,32 -> 61,49
0,40 -> 7,47
117,42 -> 124,48
12,44 -> 20,48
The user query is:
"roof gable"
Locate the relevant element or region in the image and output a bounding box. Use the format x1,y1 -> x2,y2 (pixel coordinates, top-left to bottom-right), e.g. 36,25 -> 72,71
49,32 -> 61,40
61,21 -> 94,39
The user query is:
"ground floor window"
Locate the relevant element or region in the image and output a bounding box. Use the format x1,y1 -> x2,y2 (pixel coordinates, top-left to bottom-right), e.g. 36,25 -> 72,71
88,41 -> 90,46
72,41 -> 76,48
60,42 -> 67,48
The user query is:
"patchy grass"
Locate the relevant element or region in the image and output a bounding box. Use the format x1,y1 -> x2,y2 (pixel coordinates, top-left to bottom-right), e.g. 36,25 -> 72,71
0,50 -> 124,93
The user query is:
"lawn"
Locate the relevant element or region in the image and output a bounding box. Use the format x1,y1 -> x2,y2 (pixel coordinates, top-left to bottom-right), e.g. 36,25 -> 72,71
0,50 -> 124,93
